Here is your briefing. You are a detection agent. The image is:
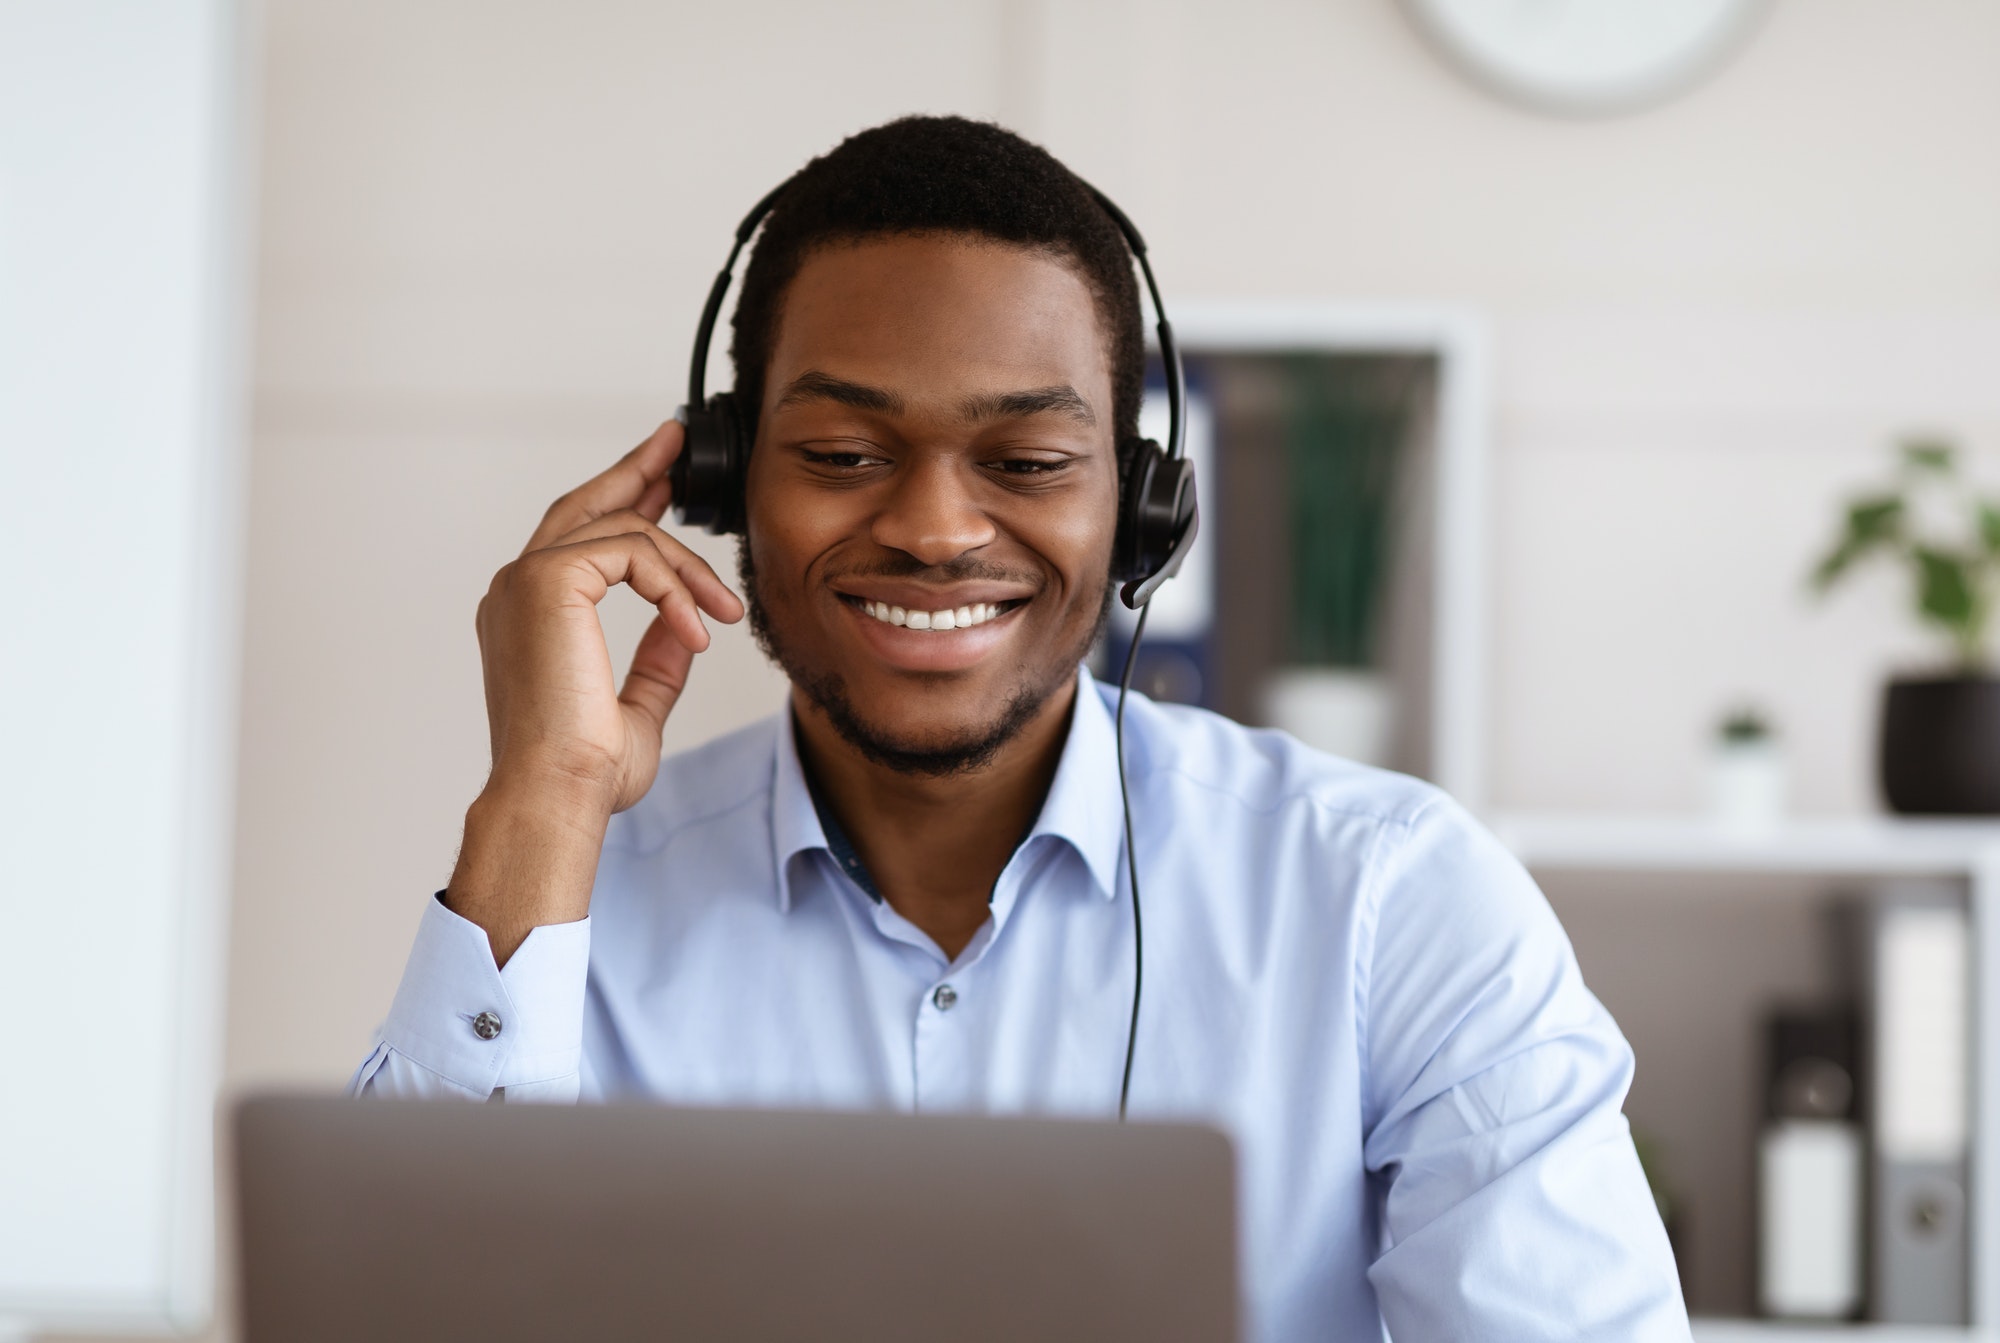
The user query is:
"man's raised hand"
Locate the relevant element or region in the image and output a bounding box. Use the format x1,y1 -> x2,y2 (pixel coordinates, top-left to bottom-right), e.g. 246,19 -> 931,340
448,421 -> 745,963
475,419 -> 744,816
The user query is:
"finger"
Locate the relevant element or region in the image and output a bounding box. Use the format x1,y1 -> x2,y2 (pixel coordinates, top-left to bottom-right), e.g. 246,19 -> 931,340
634,473 -> 672,524
618,614 -> 697,740
524,419 -> 685,555
548,508 -> 745,623
535,532 -> 712,653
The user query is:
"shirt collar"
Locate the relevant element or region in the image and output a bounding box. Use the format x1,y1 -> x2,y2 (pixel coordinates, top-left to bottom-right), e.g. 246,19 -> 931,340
767,666 -> 1126,912
1024,665 -> 1124,902
770,706 -> 828,915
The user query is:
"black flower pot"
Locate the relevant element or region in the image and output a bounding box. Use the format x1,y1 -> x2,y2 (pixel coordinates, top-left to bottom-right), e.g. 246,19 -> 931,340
1879,675 -> 2000,814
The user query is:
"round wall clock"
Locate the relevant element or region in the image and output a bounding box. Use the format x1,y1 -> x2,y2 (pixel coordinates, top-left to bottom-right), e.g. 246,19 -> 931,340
1400,0 -> 1771,117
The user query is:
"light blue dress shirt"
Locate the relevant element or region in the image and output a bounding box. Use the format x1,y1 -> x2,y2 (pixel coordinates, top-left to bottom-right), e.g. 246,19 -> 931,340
355,668 -> 1691,1342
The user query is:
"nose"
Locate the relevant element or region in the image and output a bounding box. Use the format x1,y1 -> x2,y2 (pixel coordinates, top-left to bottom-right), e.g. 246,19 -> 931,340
870,455 -> 997,566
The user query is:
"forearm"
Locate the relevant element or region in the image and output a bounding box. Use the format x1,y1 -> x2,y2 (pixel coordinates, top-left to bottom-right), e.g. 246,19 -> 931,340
445,780 -> 609,966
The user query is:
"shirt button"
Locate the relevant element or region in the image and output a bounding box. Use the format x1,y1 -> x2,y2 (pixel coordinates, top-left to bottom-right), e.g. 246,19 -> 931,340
932,984 -> 958,1012
471,1011 -> 503,1040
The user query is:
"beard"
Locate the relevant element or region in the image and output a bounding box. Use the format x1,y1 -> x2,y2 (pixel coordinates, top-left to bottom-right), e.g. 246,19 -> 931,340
737,538 -> 1113,778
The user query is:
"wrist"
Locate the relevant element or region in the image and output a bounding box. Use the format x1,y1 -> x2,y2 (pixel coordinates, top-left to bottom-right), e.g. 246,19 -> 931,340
448,783 -> 610,966
482,749 -> 621,823
470,768 -> 615,840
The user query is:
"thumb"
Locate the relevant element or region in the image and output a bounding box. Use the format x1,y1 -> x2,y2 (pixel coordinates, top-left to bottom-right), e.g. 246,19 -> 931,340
618,613 -> 697,741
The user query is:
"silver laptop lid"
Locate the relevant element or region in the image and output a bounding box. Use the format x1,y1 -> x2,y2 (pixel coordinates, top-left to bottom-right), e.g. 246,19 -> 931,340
234,1096 -> 1239,1343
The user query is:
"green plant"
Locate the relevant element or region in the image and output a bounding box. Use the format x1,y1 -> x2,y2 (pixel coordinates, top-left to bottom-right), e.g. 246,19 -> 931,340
1284,358 -> 1418,668
1811,438 -> 2000,672
1718,706 -> 1773,744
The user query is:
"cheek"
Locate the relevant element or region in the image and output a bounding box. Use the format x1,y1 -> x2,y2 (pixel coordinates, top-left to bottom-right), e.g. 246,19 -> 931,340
743,514 -> 807,617
1045,481 -> 1122,594
743,467 -> 821,602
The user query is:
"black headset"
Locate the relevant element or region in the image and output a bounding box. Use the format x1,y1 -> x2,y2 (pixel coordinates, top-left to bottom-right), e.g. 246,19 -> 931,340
669,179 -> 1199,611
672,175 -> 1194,1119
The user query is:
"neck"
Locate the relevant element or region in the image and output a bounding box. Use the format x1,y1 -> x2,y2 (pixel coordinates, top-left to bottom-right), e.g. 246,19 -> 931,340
792,675 -> 1078,960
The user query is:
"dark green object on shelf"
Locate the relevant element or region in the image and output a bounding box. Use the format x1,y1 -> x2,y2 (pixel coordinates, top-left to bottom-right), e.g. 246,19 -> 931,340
1281,358 -> 1414,669
1810,437 -> 2000,671
1809,437 -> 2000,813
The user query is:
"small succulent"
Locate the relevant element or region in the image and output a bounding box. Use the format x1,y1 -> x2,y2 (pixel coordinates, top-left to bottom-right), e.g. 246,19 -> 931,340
1811,438 -> 2000,672
1718,706 -> 1773,744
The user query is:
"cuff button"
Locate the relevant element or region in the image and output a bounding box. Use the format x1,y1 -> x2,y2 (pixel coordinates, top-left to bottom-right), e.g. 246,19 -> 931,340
471,1010 -> 503,1041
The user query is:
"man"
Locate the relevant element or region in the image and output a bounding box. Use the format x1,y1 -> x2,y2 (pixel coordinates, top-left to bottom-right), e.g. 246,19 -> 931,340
356,116 -> 1690,1340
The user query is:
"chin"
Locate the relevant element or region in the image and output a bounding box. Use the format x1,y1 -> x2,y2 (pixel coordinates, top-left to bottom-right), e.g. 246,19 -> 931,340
803,666 -> 1056,778
740,540 -> 1112,775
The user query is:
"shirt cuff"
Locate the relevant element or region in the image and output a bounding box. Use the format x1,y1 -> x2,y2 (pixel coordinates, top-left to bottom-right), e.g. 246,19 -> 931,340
374,893 -> 591,1097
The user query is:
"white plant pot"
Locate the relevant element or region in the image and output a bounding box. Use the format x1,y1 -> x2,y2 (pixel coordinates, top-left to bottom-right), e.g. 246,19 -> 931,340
1710,739 -> 1787,831
1263,667 -> 1397,767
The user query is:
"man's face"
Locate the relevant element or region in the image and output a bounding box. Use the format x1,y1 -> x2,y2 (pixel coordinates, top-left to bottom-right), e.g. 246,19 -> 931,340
740,234 -> 1120,774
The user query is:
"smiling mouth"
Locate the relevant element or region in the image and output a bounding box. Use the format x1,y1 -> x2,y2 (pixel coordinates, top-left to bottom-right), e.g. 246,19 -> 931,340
840,594 -> 1026,632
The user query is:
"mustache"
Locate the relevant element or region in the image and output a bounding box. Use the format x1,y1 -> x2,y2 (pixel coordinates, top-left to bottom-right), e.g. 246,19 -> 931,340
822,556 -> 1042,587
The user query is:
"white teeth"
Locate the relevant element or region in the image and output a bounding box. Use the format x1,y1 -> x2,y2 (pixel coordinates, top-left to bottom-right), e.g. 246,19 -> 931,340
856,599 -> 1010,631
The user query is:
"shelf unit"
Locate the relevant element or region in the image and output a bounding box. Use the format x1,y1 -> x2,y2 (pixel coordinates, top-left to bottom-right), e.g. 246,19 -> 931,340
1496,812 -> 2000,1334
1499,813 -> 2000,883
1692,1322 -> 1993,1343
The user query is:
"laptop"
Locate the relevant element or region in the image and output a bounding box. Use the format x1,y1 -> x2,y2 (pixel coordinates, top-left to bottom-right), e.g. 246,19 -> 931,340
233,1095 -> 1240,1342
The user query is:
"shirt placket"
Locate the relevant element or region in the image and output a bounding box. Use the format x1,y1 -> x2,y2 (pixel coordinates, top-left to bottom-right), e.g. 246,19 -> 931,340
897,861 -> 1023,1113
911,963 -> 971,1112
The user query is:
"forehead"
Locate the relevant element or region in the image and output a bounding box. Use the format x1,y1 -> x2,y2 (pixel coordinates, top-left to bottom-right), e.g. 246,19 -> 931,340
762,235 -> 1112,412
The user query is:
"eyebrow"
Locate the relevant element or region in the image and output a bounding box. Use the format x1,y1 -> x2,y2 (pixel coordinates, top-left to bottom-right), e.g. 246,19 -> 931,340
957,385 -> 1096,427
773,370 -> 904,415
772,370 -> 1096,427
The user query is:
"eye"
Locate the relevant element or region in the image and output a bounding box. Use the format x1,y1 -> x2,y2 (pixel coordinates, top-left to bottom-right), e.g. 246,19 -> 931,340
992,457 -> 1072,477
801,448 -> 883,472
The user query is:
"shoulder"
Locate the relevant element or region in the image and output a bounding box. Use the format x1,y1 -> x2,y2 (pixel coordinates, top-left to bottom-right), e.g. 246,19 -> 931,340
1107,683 -> 1526,928
1106,680 -> 1445,836
603,714 -> 780,856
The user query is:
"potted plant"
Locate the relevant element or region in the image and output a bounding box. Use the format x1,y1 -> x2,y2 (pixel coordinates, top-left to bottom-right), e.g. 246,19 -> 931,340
1811,438 -> 2000,814
1709,705 -> 1786,830
1260,358 -> 1413,766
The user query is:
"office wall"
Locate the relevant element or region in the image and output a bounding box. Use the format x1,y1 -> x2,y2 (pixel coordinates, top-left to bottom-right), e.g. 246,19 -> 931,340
49,1 -> 2000,1336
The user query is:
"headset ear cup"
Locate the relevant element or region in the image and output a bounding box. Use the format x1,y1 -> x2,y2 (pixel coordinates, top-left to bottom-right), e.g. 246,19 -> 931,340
1113,437 -> 1163,584
713,392 -> 750,535
1116,437 -> 1198,579
1114,437 -> 1199,609
670,393 -> 750,535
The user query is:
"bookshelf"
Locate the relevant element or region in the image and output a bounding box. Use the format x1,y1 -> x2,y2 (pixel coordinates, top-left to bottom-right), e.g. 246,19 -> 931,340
1497,812 -> 2000,1332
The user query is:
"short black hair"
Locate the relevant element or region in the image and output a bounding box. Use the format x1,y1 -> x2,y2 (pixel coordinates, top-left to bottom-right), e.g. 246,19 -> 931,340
726,115 -> 1145,456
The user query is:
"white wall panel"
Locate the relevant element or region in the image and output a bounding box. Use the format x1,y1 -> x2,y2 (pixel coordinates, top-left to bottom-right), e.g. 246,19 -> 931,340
0,0 -> 248,1332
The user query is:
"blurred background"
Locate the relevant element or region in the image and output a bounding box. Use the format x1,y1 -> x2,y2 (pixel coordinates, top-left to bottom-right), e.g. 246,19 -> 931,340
7,0 -> 2000,1338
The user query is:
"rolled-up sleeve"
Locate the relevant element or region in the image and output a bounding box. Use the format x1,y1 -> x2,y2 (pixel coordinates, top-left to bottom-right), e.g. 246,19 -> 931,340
1359,798 -> 1692,1342
349,894 -> 591,1103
